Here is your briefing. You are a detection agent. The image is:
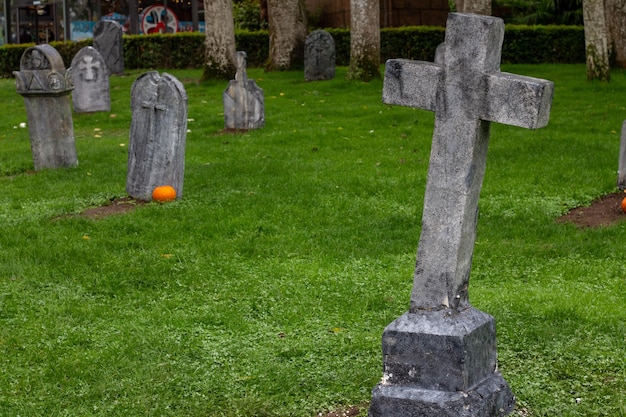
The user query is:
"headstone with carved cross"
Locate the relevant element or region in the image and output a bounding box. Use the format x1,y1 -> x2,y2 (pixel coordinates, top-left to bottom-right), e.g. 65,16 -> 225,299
305,30 -> 335,81
369,13 -> 553,417
126,71 -> 188,201
70,46 -> 111,113
93,20 -> 124,75
14,44 -> 77,171
223,51 -> 265,130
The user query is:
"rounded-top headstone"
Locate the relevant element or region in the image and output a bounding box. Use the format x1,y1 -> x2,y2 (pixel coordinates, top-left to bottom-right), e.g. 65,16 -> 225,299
14,44 -> 73,96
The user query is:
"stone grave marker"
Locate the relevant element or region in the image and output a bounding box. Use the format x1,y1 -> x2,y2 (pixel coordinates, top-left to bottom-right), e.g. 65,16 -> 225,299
304,30 -> 335,81
617,120 -> 626,190
93,20 -> 124,75
369,13 -> 554,417
126,71 -> 188,201
70,46 -> 111,113
14,44 -> 78,170
223,51 -> 265,130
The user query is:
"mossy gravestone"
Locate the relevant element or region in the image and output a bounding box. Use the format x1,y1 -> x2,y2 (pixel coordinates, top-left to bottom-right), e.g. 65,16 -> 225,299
304,30 -> 335,81
14,44 -> 77,170
126,72 -> 187,201
369,13 -> 554,417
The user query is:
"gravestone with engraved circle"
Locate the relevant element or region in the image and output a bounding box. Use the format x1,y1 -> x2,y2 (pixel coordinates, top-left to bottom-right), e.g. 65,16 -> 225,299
93,20 -> 124,75
126,71 -> 188,201
223,51 -> 265,130
70,46 -> 111,113
369,13 -> 554,417
304,30 -> 335,81
14,44 -> 77,170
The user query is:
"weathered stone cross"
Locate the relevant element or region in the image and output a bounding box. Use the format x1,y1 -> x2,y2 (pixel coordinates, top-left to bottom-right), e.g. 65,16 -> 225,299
370,13 -> 554,417
78,55 -> 100,81
383,13 -> 553,312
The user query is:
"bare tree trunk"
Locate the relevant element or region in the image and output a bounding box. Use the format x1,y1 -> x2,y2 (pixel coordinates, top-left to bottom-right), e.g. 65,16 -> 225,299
347,0 -> 380,81
465,0 -> 491,14
583,0 -> 611,81
266,0 -> 307,71
457,0 -> 491,14
201,0 -> 236,80
604,0 -> 626,68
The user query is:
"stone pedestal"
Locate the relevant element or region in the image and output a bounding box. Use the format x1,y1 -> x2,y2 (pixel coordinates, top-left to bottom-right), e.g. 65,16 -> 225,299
14,44 -> 77,171
369,308 -> 514,417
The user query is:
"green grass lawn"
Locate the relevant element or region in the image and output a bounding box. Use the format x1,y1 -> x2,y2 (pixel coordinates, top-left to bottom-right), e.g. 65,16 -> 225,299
0,64 -> 625,417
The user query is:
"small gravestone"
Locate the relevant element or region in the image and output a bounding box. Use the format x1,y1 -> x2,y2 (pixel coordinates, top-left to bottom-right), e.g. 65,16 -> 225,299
369,13 -> 553,417
70,46 -> 111,113
93,20 -> 124,75
223,51 -> 264,130
126,71 -> 187,201
304,30 -> 335,81
14,44 -> 77,170
617,120 -> 626,190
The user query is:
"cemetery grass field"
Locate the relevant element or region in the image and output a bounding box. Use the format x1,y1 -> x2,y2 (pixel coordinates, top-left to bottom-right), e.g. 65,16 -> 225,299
0,64 -> 625,417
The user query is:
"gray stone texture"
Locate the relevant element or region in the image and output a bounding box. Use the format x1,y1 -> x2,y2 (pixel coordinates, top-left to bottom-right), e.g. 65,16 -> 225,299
617,120 -> 626,190
305,30 -> 336,81
382,13 -> 553,312
126,71 -> 187,201
93,20 -> 124,75
223,51 -> 264,130
14,44 -> 77,170
70,46 -> 111,113
370,13 -> 554,417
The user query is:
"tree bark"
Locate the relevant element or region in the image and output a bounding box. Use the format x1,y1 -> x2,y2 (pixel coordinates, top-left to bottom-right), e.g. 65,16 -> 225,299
583,0 -> 611,81
455,0 -> 491,14
347,0 -> 380,81
201,0 -> 237,80
266,0 -> 308,71
604,0 -> 626,68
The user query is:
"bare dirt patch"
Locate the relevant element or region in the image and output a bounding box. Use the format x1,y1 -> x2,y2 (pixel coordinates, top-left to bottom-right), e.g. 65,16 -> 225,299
557,191 -> 626,228
77,197 -> 149,220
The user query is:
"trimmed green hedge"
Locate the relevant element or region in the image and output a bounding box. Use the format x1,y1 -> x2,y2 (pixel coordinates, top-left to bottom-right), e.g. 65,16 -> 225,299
0,25 -> 584,78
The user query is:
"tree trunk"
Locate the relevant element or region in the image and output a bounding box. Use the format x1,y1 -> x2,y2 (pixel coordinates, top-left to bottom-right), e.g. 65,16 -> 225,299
266,0 -> 308,71
583,0 -> 611,81
347,0 -> 380,81
455,0 -> 491,14
604,0 -> 626,68
201,0 -> 237,80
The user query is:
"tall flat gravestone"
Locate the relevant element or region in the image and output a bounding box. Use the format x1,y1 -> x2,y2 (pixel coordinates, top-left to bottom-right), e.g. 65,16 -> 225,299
14,44 -> 78,170
223,51 -> 264,130
305,30 -> 335,81
617,120 -> 626,190
369,13 -> 554,417
127,71 -> 187,201
70,46 -> 111,113
93,20 -> 124,75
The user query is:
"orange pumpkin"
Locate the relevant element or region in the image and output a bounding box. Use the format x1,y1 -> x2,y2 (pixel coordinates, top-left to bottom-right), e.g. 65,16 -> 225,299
621,196 -> 626,214
152,185 -> 177,202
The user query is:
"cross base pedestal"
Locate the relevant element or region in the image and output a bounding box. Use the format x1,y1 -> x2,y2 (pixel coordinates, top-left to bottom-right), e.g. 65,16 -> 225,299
369,372 -> 514,417
369,308 -> 514,416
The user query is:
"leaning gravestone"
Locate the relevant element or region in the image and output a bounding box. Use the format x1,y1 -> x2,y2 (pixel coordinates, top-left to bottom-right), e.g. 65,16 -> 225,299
369,13 -> 554,417
304,30 -> 335,81
70,46 -> 111,113
14,44 -> 78,170
617,120 -> 626,190
126,72 -> 187,201
223,51 -> 265,130
93,20 -> 124,75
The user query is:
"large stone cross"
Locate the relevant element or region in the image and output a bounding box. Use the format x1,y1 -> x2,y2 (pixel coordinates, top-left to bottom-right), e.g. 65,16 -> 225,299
370,14 -> 554,417
383,13 -> 553,312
